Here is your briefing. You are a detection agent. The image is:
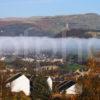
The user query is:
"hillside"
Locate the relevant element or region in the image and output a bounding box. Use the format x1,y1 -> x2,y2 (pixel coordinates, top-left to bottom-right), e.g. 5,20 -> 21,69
0,13 -> 100,37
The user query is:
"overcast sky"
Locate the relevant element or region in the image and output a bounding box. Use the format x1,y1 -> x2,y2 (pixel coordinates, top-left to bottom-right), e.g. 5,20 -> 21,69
0,0 -> 100,17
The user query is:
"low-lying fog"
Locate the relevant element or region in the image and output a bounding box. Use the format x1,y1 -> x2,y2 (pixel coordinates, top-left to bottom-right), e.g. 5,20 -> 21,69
0,37 -> 100,56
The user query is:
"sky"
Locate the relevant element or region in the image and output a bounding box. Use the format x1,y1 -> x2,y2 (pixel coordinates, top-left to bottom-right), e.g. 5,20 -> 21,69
0,0 -> 100,18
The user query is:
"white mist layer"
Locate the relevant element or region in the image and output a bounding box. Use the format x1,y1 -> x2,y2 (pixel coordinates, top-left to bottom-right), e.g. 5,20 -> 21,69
0,37 -> 100,56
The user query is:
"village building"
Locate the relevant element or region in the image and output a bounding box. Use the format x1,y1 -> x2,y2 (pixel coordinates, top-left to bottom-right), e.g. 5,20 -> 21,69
47,76 -> 53,91
6,73 -> 30,96
0,57 -> 6,61
35,65 -> 59,72
22,58 -> 34,62
5,73 -> 54,96
42,65 -> 59,70
57,80 -> 82,95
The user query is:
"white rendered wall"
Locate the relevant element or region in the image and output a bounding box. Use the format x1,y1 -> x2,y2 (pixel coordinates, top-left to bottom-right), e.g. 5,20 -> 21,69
10,75 -> 30,96
66,84 -> 82,95
47,76 -> 53,91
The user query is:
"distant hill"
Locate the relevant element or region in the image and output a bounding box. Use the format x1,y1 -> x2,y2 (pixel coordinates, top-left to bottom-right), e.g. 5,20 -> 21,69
55,29 -> 93,38
0,13 -> 100,37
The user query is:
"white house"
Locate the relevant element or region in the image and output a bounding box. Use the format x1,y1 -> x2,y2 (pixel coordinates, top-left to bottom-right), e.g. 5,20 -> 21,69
75,69 -> 91,77
6,73 -> 30,96
0,57 -> 6,61
47,76 -> 53,91
22,58 -> 34,62
65,83 -> 82,95
58,80 -> 82,95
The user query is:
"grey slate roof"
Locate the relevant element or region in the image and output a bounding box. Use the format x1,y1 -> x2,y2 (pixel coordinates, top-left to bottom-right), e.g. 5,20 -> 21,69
6,72 -> 22,83
58,80 -> 76,91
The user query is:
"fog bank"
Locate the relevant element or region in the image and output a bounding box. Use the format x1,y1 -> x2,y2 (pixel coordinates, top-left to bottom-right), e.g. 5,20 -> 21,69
0,37 -> 100,56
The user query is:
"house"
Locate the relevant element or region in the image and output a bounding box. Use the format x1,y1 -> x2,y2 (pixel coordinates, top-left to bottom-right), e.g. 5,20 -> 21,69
57,80 -> 82,95
75,69 -> 91,77
0,57 -> 6,61
22,58 -> 34,62
6,73 -> 30,96
42,66 -> 59,71
47,76 -> 53,91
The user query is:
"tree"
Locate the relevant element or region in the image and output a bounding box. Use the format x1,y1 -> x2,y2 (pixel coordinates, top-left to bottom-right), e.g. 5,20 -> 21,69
31,75 -> 51,100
